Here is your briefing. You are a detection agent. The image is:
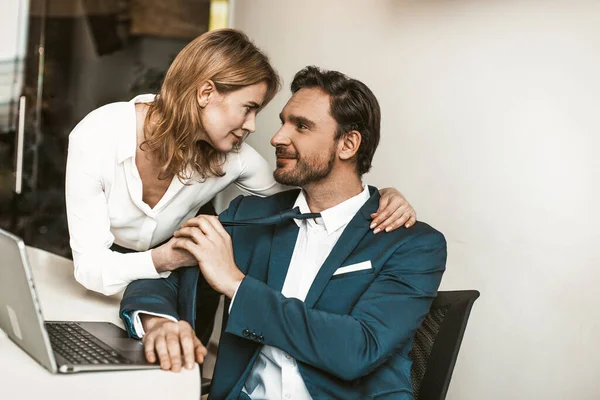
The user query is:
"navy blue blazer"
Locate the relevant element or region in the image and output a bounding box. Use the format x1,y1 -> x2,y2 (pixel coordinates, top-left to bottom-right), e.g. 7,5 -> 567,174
120,187 -> 447,400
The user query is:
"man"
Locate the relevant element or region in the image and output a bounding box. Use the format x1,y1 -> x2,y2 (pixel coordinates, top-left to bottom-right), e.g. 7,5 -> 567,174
120,66 -> 446,400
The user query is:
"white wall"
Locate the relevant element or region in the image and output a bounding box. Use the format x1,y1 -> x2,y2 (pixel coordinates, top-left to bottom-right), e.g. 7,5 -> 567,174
232,1 -> 600,399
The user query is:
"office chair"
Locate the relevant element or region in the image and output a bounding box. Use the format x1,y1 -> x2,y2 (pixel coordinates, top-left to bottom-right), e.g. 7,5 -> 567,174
410,290 -> 480,400
200,290 -> 479,399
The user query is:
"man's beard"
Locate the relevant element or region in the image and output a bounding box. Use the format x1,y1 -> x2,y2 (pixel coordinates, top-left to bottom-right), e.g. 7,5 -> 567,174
273,145 -> 336,187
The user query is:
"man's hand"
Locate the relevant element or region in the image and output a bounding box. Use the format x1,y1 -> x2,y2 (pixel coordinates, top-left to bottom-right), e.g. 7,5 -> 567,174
151,237 -> 197,273
141,315 -> 207,372
173,215 -> 245,298
371,188 -> 417,233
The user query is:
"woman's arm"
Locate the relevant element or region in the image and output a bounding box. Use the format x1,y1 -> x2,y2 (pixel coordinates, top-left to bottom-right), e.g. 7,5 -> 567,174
234,143 -> 417,232
232,142 -> 287,197
65,111 -> 166,296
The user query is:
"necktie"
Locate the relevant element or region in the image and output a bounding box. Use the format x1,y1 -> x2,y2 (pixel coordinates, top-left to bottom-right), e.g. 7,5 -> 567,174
219,206 -> 321,226
110,207 -> 320,254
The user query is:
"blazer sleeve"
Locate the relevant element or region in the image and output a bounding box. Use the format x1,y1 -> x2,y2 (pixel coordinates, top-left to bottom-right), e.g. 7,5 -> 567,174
119,273 -> 180,339
224,229 -> 447,381
118,195 -> 246,339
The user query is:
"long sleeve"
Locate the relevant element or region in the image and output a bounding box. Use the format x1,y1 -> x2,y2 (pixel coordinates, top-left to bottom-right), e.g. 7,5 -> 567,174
211,143 -> 291,214
225,229 -> 447,382
65,109 -> 165,296
120,273 -> 181,339
233,143 -> 289,197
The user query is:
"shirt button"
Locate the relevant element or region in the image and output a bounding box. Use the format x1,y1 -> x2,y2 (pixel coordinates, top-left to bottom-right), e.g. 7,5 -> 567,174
285,394 -> 291,399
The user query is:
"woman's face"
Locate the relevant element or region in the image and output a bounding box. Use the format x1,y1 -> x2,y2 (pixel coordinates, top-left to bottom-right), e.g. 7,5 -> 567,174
199,81 -> 269,152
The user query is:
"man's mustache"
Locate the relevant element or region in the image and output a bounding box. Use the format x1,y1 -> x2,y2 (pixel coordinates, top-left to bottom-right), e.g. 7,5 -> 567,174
275,147 -> 297,159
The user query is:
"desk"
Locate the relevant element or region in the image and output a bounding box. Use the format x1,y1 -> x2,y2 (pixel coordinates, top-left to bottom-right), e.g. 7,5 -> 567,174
0,247 -> 201,400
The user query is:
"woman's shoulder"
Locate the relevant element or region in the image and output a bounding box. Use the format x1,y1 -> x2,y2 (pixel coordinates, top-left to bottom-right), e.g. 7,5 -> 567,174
69,99 -> 137,143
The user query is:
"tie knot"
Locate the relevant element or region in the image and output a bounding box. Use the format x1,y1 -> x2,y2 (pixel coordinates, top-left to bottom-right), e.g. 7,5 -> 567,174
284,207 -> 321,221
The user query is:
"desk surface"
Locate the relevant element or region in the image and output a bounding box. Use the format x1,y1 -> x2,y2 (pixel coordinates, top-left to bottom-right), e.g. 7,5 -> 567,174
0,247 -> 200,399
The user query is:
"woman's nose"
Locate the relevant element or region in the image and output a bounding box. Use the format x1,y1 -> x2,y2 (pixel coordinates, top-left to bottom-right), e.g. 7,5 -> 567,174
242,115 -> 256,133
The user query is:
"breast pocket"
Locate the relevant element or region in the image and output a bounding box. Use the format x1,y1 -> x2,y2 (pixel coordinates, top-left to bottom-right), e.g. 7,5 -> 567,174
331,260 -> 374,280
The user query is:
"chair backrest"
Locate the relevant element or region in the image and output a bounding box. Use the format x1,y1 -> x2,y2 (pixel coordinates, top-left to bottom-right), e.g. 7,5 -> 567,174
410,290 -> 480,400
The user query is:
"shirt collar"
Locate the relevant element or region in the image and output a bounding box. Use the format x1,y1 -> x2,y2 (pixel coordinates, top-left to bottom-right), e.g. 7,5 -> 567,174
293,185 -> 370,235
117,94 -> 156,164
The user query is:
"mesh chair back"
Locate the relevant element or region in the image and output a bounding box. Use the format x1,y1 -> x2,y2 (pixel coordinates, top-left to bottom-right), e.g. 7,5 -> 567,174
410,290 -> 480,400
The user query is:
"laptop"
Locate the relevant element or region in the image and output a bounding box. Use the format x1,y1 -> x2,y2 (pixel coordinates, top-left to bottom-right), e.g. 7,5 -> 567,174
0,228 -> 160,373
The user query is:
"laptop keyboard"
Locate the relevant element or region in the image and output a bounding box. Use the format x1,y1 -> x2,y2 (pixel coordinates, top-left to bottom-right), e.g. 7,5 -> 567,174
45,322 -> 132,365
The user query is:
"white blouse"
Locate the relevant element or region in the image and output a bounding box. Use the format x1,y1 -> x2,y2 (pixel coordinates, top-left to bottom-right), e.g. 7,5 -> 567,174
65,94 -> 283,295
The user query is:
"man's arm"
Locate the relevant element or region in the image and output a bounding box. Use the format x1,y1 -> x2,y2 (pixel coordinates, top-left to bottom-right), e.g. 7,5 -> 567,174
119,272 -> 180,338
225,229 -> 446,381
118,195 -> 246,371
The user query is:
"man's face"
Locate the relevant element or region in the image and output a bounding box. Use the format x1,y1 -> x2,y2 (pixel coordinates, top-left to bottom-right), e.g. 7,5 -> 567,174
271,88 -> 339,187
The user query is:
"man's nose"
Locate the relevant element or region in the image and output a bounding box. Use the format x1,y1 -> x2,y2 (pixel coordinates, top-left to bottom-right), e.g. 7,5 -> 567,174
270,125 -> 291,147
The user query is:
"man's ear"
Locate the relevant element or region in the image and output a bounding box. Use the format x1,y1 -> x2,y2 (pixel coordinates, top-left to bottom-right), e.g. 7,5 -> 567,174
338,130 -> 362,161
196,80 -> 217,108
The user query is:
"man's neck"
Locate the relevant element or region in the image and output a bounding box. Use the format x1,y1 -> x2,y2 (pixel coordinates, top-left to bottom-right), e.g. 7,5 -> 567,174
302,173 -> 364,213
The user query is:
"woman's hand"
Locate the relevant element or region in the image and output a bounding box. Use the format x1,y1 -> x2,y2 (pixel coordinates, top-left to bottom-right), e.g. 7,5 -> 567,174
151,237 -> 198,273
371,188 -> 417,233
173,215 -> 245,299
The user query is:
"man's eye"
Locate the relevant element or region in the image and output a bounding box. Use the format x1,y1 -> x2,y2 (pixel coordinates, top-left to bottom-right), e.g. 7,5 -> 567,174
297,123 -> 308,130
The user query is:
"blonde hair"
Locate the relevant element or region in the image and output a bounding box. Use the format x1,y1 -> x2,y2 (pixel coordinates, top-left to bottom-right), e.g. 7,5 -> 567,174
142,29 -> 281,181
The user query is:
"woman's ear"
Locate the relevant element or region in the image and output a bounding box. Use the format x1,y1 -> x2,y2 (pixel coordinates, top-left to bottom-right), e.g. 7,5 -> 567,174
338,130 -> 362,161
197,80 -> 216,108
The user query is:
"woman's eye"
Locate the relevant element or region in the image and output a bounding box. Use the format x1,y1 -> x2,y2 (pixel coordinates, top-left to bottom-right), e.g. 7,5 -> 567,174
244,106 -> 251,115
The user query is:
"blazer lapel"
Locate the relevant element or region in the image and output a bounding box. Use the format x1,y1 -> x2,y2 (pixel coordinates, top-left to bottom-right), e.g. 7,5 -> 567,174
266,191 -> 304,291
304,187 -> 380,308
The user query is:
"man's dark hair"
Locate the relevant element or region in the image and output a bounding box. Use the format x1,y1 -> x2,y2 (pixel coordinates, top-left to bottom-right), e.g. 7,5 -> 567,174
290,66 -> 381,176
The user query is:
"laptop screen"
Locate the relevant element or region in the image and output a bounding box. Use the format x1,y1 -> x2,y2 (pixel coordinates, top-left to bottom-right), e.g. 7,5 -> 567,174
0,228 -> 57,373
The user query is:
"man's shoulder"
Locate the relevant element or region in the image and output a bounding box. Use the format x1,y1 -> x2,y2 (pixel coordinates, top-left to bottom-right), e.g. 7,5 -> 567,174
384,220 -> 447,251
368,221 -> 446,275
228,189 -> 301,218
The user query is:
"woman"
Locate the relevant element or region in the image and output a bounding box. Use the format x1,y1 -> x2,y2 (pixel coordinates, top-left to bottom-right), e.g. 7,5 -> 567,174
65,29 -> 416,296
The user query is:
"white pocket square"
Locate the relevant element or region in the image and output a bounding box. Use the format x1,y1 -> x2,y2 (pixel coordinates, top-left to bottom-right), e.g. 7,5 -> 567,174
333,260 -> 373,276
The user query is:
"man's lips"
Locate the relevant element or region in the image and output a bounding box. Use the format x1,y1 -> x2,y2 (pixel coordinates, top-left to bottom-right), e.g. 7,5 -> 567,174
275,154 -> 296,168
275,150 -> 297,159
275,146 -> 297,163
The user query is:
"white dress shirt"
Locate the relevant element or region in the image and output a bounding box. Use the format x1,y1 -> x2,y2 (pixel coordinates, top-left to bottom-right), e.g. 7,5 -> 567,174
65,94 -> 283,295
241,185 -> 370,400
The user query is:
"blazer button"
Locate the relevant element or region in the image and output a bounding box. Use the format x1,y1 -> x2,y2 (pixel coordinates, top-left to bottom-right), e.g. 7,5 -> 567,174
258,335 -> 264,342
250,332 -> 257,340
242,329 -> 250,337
